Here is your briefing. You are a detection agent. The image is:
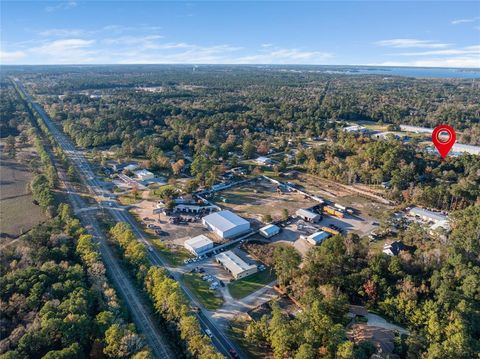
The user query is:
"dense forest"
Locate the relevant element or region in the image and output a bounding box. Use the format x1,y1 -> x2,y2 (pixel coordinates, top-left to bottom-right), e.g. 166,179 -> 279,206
0,204 -> 151,358
244,205 -> 480,358
7,66 -> 480,149
11,66 -> 477,211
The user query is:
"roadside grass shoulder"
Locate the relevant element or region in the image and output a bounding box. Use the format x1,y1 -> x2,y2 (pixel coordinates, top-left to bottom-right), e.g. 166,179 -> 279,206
182,273 -> 224,310
228,269 -> 276,300
118,195 -> 141,206
152,240 -> 192,266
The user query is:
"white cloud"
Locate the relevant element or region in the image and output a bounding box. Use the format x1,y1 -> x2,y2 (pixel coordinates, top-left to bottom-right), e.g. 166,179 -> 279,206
375,39 -> 450,49
396,45 -> 480,57
0,50 -> 26,63
451,17 -> 480,25
234,48 -> 334,65
103,35 -> 164,46
27,39 -> 97,63
45,1 -> 77,12
115,44 -> 244,64
32,39 -> 95,53
39,28 -> 86,37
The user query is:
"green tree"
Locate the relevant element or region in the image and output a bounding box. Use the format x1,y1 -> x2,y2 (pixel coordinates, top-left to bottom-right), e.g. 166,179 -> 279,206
273,245 -> 301,287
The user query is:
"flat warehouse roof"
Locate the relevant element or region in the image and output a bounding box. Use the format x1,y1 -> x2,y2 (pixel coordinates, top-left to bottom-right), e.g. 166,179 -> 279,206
307,231 -> 330,243
409,207 -> 447,222
216,250 -> 256,277
260,224 -> 280,235
184,234 -> 213,248
296,208 -> 319,218
203,210 -> 249,232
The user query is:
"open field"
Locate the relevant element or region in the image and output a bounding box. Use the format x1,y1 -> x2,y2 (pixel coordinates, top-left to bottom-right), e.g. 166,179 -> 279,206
182,273 -> 224,310
0,144 -> 46,240
228,269 -> 276,300
152,239 -> 193,266
211,177 -> 317,225
118,194 -> 142,205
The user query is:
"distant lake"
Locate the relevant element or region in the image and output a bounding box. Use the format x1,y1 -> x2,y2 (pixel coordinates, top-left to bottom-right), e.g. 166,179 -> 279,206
318,66 -> 480,79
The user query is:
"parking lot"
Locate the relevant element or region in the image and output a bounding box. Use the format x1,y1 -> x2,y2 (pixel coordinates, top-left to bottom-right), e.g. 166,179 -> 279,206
130,199 -> 215,242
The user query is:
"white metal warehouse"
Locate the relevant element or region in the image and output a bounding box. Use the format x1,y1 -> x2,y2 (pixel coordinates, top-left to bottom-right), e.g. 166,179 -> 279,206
296,208 -> 321,223
184,235 -> 214,256
202,210 -> 250,239
215,250 -> 258,279
259,224 -> 281,238
306,231 -> 330,246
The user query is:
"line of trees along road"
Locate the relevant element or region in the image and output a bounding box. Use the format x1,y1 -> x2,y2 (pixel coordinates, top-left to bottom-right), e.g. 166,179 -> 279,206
109,222 -> 224,359
0,204 -> 152,358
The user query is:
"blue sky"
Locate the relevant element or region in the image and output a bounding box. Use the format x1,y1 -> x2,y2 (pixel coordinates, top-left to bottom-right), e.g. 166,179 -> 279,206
1,1 -> 479,67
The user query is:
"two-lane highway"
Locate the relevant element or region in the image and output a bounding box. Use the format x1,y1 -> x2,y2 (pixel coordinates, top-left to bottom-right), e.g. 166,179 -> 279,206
14,79 -> 242,359
13,79 -> 174,359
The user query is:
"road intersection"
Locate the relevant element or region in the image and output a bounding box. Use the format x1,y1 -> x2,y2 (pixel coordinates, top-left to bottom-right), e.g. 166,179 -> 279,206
13,79 -> 241,359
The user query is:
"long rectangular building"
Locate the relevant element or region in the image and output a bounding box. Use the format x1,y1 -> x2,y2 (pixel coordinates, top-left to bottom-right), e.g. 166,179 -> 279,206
408,207 -> 447,223
215,250 -> 258,279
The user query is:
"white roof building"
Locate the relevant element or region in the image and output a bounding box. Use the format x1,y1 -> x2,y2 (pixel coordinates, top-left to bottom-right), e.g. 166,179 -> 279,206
409,207 -> 447,223
451,143 -> 480,156
296,208 -> 321,223
342,125 -> 368,133
259,224 -> 281,238
255,156 -> 272,165
400,125 -> 433,134
125,163 -> 140,172
202,210 -> 250,239
382,241 -> 407,256
306,231 -> 330,246
215,250 -> 258,279
430,220 -> 451,232
184,235 -> 214,256
134,169 -> 155,181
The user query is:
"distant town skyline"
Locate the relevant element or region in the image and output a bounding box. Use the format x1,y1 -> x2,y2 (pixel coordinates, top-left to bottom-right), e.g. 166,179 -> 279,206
1,1 -> 479,67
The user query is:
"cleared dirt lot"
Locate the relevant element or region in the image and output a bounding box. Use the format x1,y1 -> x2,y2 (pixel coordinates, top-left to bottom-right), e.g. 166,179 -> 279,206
0,144 -> 46,240
211,177 -> 318,227
288,173 -> 392,221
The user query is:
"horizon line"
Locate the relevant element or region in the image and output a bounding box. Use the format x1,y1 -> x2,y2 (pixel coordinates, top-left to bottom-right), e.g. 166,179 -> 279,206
1,63 -> 480,70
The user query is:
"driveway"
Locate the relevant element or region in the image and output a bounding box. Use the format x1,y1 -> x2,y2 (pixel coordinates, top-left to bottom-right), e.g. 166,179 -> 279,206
366,313 -> 408,335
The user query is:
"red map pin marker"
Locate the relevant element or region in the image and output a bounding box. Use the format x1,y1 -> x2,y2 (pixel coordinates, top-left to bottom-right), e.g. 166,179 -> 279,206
432,124 -> 456,158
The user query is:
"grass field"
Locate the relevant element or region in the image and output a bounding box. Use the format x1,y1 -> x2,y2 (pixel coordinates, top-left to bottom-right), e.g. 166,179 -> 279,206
182,273 -> 224,310
152,239 -> 193,266
0,145 -> 46,240
228,269 -> 276,299
118,194 -> 141,205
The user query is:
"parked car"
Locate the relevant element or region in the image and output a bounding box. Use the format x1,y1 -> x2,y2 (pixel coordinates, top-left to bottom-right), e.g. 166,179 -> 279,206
228,349 -> 238,358
205,329 -> 213,338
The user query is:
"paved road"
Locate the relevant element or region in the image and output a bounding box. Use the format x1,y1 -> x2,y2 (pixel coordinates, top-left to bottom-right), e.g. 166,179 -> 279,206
13,79 -> 241,359
13,79 -> 174,359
